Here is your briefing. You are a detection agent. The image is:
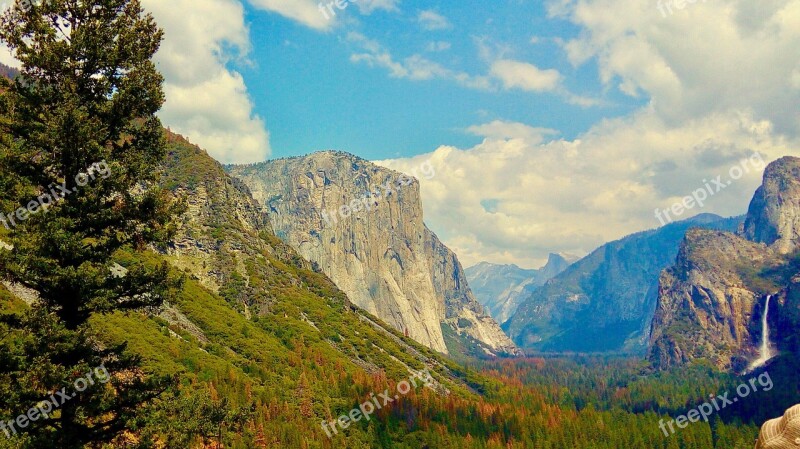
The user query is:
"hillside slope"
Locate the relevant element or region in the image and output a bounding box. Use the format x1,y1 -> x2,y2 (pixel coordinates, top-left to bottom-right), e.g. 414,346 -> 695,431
1,133 -> 508,448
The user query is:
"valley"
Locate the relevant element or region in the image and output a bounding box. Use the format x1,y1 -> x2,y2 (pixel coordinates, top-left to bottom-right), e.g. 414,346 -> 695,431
0,1 -> 798,448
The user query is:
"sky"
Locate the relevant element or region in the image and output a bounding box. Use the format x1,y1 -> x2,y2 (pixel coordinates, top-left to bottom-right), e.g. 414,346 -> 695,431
1,0 -> 799,269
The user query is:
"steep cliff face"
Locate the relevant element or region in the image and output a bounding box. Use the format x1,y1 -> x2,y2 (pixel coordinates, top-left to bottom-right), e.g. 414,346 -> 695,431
649,156 -> 800,371
466,254 -> 573,324
228,151 -> 518,356
648,230 -> 775,370
743,156 -> 800,253
503,214 -> 742,354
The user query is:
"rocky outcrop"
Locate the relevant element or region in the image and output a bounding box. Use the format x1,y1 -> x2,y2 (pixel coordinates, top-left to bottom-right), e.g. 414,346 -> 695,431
465,254 -> 573,324
649,156 -> 800,371
503,214 -> 742,354
161,132 -> 274,294
648,229 -> 775,370
159,132 -> 314,320
228,151 -> 518,356
743,156 -> 800,254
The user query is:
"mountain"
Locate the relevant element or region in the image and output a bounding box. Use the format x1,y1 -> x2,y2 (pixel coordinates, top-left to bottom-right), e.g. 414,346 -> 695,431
227,151 -> 518,357
465,254 -> 574,323
742,156 -> 800,253
2,132 -> 512,446
503,213 -> 743,354
649,156 -> 800,372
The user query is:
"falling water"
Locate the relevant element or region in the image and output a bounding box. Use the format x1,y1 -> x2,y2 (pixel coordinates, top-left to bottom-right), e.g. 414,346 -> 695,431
748,295 -> 775,371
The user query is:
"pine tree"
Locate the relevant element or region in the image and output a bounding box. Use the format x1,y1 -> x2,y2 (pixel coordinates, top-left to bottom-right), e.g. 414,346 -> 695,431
0,0 -> 182,447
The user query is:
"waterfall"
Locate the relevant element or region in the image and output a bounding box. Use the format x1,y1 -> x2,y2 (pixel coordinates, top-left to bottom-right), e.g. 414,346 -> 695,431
748,295 -> 775,371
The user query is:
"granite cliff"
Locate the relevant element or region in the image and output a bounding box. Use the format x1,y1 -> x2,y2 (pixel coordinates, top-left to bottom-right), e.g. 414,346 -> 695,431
228,151 -> 518,356
649,156 -> 800,371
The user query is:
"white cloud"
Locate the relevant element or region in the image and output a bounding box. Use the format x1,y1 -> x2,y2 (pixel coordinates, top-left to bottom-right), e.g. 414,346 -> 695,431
143,0 -> 271,164
550,0 -> 800,134
247,0 -> 332,30
348,32 -> 491,88
378,0 -> 800,268
467,120 -> 558,145
0,45 -> 16,68
381,110 -> 797,268
0,0 -> 271,164
418,10 -> 452,30
349,34 -> 598,104
490,59 -> 562,92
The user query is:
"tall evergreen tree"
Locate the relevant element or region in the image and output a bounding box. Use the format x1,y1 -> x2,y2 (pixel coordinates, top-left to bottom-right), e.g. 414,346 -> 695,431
0,0 -> 182,447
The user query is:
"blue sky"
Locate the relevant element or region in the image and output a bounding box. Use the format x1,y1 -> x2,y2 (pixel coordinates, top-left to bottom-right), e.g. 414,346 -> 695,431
236,0 -> 642,161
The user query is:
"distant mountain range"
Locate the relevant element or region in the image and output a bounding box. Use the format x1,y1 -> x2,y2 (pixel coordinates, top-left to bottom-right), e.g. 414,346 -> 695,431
465,253 -> 575,324
494,155 -> 800,373
503,213 -> 744,354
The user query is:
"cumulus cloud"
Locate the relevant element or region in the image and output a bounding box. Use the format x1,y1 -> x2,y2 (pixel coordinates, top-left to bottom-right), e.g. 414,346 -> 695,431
248,0 -> 398,26
488,59 -> 600,105
550,0 -> 800,134
467,120 -> 558,144
418,10 -> 452,30
247,0 -> 332,30
490,59 -> 562,92
143,0 -> 271,164
0,0 -> 271,164
378,0 -> 800,268
348,32 -> 598,105
380,110 -> 796,268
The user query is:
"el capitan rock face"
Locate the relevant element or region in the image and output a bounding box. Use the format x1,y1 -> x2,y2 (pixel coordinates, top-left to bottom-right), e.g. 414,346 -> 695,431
228,151 -> 518,356
649,156 -> 800,371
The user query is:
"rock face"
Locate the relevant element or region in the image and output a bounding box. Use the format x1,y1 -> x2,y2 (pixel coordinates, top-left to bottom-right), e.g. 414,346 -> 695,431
743,156 -> 800,254
465,254 -> 573,324
503,214 -> 742,354
649,156 -> 800,371
648,229 -> 774,370
228,151 -> 518,356
160,132 -> 311,315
